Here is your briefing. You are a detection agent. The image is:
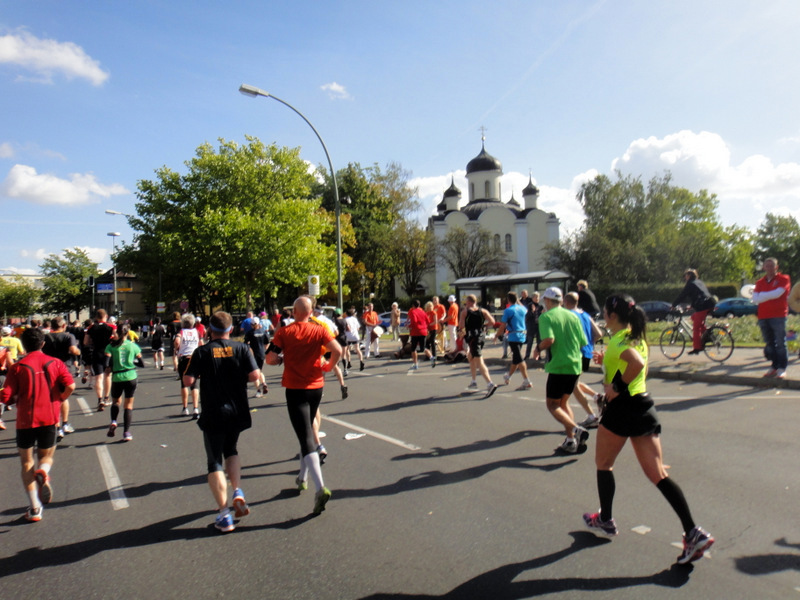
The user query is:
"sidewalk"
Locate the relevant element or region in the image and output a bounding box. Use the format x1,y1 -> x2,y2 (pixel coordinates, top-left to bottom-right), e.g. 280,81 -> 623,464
477,338 -> 800,390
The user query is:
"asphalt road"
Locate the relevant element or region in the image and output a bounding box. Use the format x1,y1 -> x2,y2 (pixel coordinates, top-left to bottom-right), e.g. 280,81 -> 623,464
1,352 -> 798,599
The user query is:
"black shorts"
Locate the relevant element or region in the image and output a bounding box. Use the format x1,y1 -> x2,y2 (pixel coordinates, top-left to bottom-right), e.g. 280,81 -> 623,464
91,357 -> 106,376
111,379 -> 138,399
545,373 -> 579,399
582,356 -> 591,372
600,392 -> 661,437
203,429 -> 240,473
509,341 -> 524,365
410,335 -> 426,353
466,336 -> 484,357
178,356 -> 196,389
17,425 -> 58,450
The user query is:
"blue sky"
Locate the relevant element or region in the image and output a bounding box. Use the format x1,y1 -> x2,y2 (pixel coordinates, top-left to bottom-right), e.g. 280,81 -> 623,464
2,0 -> 800,274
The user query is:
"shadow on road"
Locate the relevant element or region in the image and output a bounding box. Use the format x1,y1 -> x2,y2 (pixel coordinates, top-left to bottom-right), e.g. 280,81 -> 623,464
392,430 -> 551,461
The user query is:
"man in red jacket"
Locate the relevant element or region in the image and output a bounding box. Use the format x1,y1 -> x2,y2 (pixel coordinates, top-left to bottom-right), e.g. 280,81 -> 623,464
752,257 -> 792,378
1,327 -> 75,522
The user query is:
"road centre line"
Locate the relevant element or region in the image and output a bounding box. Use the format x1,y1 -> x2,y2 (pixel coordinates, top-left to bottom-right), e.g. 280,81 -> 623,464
322,414 -> 421,451
95,446 -> 130,510
74,395 -> 92,416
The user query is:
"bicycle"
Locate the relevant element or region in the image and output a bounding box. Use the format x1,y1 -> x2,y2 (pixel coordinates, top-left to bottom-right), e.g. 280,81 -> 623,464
659,311 -> 735,362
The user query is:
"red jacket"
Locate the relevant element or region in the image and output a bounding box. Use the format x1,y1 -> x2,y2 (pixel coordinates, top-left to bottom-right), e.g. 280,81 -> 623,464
0,350 -> 74,429
754,272 -> 791,319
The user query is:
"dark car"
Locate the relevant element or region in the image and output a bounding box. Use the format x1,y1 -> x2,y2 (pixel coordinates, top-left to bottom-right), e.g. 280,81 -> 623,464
639,301 -> 673,322
711,297 -> 757,318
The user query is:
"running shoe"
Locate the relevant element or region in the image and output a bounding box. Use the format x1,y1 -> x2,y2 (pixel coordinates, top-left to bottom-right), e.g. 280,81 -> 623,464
776,369 -> 787,379
214,511 -> 235,533
34,469 -> 52,505
261,383 -> 269,395
317,444 -> 327,465
677,526 -> 714,564
313,487 -> 332,515
763,368 -> 778,378
56,427 -> 64,442
81,374 -> 88,384
573,426 -> 590,448
232,488 -> 250,518
410,364 -> 419,371
122,431 -> 132,442
107,421 -> 117,438
583,512 -> 619,537
255,389 -> 263,398
431,357 -> 437,368
296,476 -> 308,493
0,418 -> 5,431
181,407 -> 190,417
520,380 -> 532,390
25,506 -> 43,522
503,372 -> 510,386
578,414 -> 600,429
97,400 -> 105,412
343,368 -> 349,377
62,422 -> 75,434
360,361 -> 365,372
192,408 -> 200,420
558,437 -> 578,453
485,383 -> 499,399
466,381 -> 479,391
341,385 -> 348,400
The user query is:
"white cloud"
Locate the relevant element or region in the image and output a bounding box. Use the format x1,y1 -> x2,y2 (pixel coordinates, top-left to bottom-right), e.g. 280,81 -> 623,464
76,246 -> 108,264
20,248 -> 48,261
0,142 -> 13,158
611,130 -> 800,227
1,164 -> 129,206
0,29 -> 109,86
320,82 -> 351,100
0,266 -> 37,275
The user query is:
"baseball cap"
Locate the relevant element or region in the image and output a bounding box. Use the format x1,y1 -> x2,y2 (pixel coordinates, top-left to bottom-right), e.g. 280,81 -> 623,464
542,287 -> 563,301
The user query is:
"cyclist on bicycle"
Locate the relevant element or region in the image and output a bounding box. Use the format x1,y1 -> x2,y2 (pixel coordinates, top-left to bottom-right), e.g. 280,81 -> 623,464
671,269 -> 716,355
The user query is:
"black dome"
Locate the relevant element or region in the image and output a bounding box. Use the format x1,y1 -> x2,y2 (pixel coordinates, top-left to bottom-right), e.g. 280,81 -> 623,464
443,177 -> 461,198
466,145 -> 502,174
523,176 -> 539,195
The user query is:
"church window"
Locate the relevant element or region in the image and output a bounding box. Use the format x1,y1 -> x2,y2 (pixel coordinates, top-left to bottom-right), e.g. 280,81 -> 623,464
484,181 -> 490,198
505,234 -> 512,252
493,234 -> 501,250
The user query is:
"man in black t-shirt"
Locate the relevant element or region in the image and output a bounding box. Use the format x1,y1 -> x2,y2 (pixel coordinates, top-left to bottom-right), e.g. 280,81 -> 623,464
244,320 -> 269,397
43,317 -> 81,438
83,309 -> 116,412
183,311 -> 259,533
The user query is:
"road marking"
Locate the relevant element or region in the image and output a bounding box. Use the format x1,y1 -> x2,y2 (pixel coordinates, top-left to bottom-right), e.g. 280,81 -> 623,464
95,446 -> 130,510
74,395 -> 93,416
322,414 -> 421,451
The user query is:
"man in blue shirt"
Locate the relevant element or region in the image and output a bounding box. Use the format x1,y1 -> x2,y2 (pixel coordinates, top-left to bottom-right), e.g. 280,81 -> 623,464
497,292 -> 531,389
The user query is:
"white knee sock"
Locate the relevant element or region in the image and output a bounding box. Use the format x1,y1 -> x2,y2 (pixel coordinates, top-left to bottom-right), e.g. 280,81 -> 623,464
303,452 -> 324,491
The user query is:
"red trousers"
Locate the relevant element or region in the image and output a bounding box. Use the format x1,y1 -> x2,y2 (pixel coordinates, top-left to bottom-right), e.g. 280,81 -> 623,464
692,309 -> 710,350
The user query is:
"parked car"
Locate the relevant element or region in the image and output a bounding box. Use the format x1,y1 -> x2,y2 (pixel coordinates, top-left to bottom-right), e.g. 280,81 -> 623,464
639,300 -> 673,322
711,297 -> 757,318
378,311 -> 408,330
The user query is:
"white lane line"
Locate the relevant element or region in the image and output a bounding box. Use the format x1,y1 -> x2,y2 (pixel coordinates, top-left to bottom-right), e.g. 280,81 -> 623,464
95,446 -> 130,510
322,414 -> 421,451
74,395 -> 92,416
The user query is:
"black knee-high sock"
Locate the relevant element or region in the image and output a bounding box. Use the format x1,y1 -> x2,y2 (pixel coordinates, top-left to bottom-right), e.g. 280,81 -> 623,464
110,403 -> 120,422
597,470 -> 615,522
657,477 -> 695,533
123,408 -> 132,431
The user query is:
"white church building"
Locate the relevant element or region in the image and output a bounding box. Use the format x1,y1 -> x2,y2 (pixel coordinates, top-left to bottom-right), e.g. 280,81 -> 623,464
425,141 -> 561,296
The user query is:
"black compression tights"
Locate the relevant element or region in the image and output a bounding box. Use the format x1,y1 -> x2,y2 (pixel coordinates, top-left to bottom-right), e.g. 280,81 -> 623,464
285,388 -> 323,457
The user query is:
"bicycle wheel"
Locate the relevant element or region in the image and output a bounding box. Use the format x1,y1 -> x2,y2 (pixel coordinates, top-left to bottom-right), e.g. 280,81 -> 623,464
660,326 -> 687,360
703,325 -> 734,362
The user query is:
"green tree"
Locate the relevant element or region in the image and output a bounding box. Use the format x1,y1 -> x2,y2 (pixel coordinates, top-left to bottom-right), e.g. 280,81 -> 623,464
394,221 -> 433,297
0,276 -> 40,318
39,248 -> 98,318
552,172 -> 754,284
117,137 -> 336,312
436,226 -> 510,280
754,213 -> 800,278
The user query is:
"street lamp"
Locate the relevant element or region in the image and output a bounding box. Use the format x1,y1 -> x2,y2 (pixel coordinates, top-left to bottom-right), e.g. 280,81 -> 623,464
239,83 -> 344,310
107,232 -> 120,316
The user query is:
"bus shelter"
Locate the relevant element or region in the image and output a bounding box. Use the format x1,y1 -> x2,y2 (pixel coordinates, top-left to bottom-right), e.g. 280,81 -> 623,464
452,270 -> 572,311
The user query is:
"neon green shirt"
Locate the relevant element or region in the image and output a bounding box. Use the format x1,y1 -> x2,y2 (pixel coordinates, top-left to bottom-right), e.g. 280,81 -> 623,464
603,329 -> 648,396
104,340 -> 141,382
538,306 -> 584,375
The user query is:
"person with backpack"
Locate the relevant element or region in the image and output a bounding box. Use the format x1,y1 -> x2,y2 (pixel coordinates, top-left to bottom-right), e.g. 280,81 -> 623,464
0,327 -> 75,522
671,269 -> 716,355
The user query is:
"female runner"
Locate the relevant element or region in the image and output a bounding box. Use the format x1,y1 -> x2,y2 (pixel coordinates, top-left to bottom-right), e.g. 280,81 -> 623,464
104,323 -> 143,442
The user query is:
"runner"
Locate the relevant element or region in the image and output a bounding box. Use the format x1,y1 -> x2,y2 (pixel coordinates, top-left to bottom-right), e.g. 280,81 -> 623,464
83,309 -> 116,412
0,327 -> 75,522
343,307 -> 364,373
406,299 -> 431,371
583,293 -> 714,564
424,300 -> 439,368
104,323 -> 143,442
496,292 -> 531,389
150,317 -> 167,370
183,311 -> 260,533
266,296 -> 342,515
174,314 -> 203,418
458,295 -> 498,397
42,317 -> 81,440
244,319 -> 269,397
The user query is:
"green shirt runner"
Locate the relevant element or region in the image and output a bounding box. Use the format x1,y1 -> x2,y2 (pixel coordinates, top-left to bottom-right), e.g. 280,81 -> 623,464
538,305 -> 585,375
105,340 -> 142,382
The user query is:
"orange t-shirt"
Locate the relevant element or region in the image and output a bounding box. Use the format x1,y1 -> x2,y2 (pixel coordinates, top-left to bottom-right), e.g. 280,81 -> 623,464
426,309 -> 439,331
434,304 -> 446,327
271,321 -> 334,390
363,311 -> 379,327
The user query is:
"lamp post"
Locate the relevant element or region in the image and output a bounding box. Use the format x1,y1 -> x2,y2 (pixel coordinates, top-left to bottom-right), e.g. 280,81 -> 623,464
107,232 -> 120,316
238,83 -> 344,310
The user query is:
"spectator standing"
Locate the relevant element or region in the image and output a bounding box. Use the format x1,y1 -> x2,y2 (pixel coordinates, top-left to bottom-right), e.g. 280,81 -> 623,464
390,302 -> 402,342
752,257 -> 791,378
363,303 -> 380,359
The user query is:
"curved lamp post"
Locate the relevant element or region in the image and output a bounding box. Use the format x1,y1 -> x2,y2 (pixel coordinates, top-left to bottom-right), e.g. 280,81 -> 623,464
239,83 -> 344,310
107,232 -> 121,315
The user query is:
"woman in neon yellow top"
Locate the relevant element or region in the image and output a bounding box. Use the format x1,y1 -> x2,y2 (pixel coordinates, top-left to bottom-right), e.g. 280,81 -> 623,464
582,293 -> 714,565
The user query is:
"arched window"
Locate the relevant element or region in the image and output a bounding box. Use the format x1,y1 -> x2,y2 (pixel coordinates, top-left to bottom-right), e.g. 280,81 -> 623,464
505,234 -> 512,252
470,183 -> 475,200
484,181 -> 490,198
493,234 -> 501,250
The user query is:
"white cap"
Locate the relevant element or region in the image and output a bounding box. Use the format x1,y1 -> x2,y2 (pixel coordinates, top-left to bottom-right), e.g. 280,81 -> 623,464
1,326 -> 11,335
448,295 -> 456,303
542,287 -> 563,301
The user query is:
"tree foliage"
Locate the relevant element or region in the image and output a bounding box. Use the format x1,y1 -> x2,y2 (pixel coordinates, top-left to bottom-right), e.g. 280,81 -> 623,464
754,213 -> 800,278
549,172 -> 754,284
0,276 -> 40,318
39,248 -> 98,318
116,138 -> 336,312
436,226 -> 510,280
393,221 -> 433,297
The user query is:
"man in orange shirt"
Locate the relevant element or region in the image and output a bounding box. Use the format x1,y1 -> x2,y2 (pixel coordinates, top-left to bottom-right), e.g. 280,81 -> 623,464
432,296 -> 447,355
267,296 -> 342,515
445,295 -> 459,352
362,302 -> 380,359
